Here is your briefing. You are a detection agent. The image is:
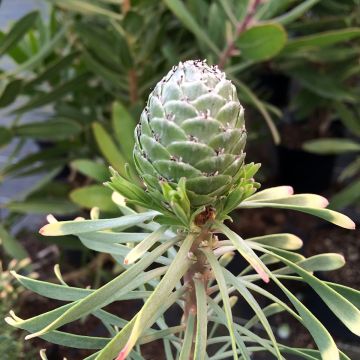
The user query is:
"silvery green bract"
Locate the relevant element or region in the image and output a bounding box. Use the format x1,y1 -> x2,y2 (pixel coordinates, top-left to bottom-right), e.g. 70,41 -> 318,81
134,60 -> 248,207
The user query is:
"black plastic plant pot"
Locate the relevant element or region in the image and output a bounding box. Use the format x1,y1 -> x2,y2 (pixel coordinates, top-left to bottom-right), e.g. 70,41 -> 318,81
276,145 -> 336,193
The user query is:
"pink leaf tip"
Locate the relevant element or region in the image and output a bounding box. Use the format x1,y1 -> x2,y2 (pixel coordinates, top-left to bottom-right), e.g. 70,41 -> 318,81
319,196 -> 329,208
253,264 -> 270,283
116,344 -> 131,360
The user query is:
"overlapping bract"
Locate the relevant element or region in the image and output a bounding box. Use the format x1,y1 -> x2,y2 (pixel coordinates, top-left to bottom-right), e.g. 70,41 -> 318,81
134,60 -> 247,207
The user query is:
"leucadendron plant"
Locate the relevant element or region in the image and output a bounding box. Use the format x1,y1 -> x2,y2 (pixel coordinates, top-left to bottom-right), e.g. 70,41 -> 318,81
7,61 -> 359,360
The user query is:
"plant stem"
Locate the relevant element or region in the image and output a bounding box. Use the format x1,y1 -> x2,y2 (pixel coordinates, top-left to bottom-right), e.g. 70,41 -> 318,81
182,226 -> 212,359
218,0 -> 262,69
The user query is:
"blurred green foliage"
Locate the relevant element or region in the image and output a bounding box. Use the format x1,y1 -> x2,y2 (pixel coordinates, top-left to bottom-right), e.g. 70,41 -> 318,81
0,0 -> 359,257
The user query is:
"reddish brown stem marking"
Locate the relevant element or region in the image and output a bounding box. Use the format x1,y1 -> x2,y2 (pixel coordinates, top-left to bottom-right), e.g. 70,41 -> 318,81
218,0 -> 262,69
182,225 -> 213,359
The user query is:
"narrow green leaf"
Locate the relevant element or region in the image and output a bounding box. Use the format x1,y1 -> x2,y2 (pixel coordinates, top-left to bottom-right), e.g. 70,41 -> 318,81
250,193 -> 329,208
246,233 -> 303,250
14,73 -> 90,114
224,269 -> 282,359
6,198 -> 79,215
71,159 -> 109,182
303,138 -> 360,154
274,253 -> 345,275
232,78 -> 280,144
269,275 -> 340,360
246,186 -> 294,202
0,30 -> 27,63
194,277 -> 208,360
112,102 -> 135,162
14,118 -> 82,140
290,68 -> 355,102
216,221 -> 269,283
238,200 -> 355,229
339,157 -> 360,182
208,299 -> 275,356
202,249 -> 238,360
0,224 -> 28,259
82,50 -> 123,87
0,79 -> 23,108
25,237 -> 178,340
178,313 -> 195,360
77,231 -> 158,244
335,103 -> 360,136
239,278 -> 301,321
139,325 -> 185,345
283,28 -> 360,53
325,282 -> 360,309
97,286 -> 186,360
70,185 -> 118,213
50,0 -> 122,20
2,26 -> 67,78
330,179 -> 360,210
163,0 -> 221,55
0,11 -> 39,56
25,51 -> 79,89
272,0 -> 320,25
124,226 -> 167,265
115,233 -> 195,359
264,249 -> 360,336
92,122 -> 127,175
40,211 -> 159,236
7,311 -> 109,349
245,303 -> 284,330
0,126 -> 12,148
12,266 -> 166,303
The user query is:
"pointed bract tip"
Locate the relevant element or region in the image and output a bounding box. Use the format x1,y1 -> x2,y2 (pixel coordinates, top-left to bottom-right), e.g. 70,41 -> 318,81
124,258 -> 129,265
286,186 -> 294,195
39,227 -> 45,235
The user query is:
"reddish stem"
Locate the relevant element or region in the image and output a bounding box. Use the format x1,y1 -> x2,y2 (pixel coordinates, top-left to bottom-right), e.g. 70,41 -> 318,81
122,0 -> 131,14
218,0 -> 262,69
182,227 -> 212,359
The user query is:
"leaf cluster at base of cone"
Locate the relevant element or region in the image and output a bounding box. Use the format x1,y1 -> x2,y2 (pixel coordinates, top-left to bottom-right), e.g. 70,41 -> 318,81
106,161 -> 261,227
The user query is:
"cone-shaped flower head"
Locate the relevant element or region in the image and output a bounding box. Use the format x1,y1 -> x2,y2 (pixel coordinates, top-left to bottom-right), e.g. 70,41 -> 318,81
134,60 -> 247,207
